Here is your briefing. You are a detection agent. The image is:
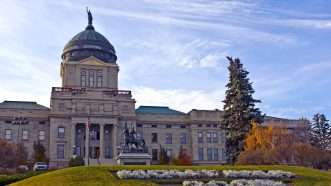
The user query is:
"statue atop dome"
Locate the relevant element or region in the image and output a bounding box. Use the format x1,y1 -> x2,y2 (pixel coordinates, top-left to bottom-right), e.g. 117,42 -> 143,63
87,7 -> 93,26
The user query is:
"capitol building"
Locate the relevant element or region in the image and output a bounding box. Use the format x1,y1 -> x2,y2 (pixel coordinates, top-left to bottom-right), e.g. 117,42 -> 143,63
0,11 -> 307,168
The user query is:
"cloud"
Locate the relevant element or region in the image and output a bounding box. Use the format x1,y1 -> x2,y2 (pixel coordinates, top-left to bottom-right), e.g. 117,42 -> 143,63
123,37 -> 229,69
52,0 -> 298,45
132,86 -> 224,112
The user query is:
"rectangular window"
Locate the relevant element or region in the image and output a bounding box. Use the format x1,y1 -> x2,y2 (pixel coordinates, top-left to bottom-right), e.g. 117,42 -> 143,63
81,70 -> 87,87
222,148 -> 226,161
39,130 -> 45,141
22,130 -> 28,140
90,128 -> 99,140
152,133 -> 158,143
5,129 -> 12,140
212,132 -> 218,143
152,149 -> 158,161
207,132 -> 212,143
166,148 -> 172,158
137,124 -> 143,128
88,70 -> 95,87
96,70 -> 103,88
207,148 -> 213,161
213,148 -> 219,161
58,127 -> 65,138
151,124 -> 157,128
166,124 -> 171,128
57,144 -> 65,159
165,133 -> 172,144
180,125 -> 186,128
198,132 -> 203,143
198,148 -> 204,161
105,147 -> 112,159
180,133 -> 187,144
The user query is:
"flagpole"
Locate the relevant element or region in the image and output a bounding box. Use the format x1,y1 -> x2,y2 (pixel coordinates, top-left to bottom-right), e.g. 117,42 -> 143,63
85,109 -> 90,166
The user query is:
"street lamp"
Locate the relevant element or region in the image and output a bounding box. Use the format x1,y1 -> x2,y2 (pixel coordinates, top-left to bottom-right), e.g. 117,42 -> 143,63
12,117 -> 28,143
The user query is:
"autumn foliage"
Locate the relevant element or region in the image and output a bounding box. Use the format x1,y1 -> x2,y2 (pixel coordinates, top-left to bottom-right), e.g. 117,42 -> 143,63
174,147 -> 192,165
237,122 -> 331,169
0,140 -> 28,170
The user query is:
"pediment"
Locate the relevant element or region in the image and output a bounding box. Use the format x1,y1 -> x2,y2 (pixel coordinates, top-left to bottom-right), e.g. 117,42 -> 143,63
79,56 -> 108,66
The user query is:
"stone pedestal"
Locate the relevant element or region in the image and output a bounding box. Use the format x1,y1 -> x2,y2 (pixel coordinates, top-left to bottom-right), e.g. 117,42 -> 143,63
116,153 -> 152,165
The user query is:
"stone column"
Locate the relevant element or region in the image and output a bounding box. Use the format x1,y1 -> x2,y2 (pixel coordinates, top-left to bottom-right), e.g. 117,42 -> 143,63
70,123 -> 76,157
113,124 -> 118,158
99,124 -> 104,160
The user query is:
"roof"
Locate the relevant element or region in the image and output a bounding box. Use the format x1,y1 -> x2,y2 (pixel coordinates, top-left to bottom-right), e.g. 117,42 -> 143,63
62,11 -> 117,63
0,101 -> 49,110
136,106 -> 186,115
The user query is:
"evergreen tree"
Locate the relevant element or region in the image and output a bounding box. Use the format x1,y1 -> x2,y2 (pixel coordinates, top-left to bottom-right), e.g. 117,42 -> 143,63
33,141 -> 48,162
222,56 -> 263,164
310,113 -> 331,151
159,146 -> 170,164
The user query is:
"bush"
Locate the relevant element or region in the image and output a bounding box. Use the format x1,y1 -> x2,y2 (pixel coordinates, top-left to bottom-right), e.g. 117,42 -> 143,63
68,156 -> 84,167
175,147 -> 192,165
0,171 -> 43,185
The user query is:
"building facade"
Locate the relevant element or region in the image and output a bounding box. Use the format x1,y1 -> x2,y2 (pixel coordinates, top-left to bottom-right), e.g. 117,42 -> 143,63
0,12 -> 308,168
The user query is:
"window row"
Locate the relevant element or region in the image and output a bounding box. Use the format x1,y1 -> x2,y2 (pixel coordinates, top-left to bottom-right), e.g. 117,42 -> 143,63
197,124 -> 219,128
151,132 -> 187,144
81,69 -> 103,88
198,148 -> 221,161
137,124 -> 187,129
3,120 -> 46,124
197,131 -> 224,144
1,129 -> 46,141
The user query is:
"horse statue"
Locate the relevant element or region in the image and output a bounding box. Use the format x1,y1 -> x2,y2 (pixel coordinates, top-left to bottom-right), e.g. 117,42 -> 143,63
123,126 -> 146,153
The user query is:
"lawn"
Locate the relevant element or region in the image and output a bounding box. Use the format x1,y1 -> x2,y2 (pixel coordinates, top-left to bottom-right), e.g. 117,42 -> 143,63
10,165 -> 331,186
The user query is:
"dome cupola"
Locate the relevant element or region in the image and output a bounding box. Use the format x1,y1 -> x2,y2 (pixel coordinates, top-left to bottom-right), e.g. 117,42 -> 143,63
62,9 -> 117,63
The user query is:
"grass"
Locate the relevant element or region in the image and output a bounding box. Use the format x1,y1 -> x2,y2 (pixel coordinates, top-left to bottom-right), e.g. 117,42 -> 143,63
10,165 -> 331,186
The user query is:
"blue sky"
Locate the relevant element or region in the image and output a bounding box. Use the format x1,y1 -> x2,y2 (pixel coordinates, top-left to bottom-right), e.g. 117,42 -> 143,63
0,0 -> 331,119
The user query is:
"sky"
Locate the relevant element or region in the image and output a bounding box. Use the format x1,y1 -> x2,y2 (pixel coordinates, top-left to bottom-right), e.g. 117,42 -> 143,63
0,0 -> 331,119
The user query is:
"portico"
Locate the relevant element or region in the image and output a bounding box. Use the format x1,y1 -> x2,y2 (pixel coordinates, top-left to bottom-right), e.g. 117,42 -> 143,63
70,117 -> 119,165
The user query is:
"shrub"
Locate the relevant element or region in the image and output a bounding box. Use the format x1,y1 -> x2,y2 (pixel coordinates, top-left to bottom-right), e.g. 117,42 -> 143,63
175,147 -> 192,165
68,156 -> 85,167
0,171 -> 43,185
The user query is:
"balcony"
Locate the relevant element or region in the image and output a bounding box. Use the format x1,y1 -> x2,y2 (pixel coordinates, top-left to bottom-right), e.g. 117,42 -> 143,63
103,90 -> 131,97
51,87 -> 131,98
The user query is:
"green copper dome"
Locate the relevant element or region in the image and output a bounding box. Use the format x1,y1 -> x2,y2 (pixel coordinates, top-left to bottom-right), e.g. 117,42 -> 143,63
62,9 -> 117,63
